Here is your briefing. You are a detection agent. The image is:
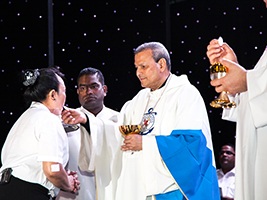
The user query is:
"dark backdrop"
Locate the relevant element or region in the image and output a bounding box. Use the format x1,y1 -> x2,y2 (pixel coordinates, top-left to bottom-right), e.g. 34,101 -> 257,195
1,0 -> 266,167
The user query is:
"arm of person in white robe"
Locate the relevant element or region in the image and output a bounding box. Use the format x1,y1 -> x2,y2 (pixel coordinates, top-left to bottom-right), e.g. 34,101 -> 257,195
222,50 -> 267,127
62,108 -> 102,172
246,53 -> 267,128
78,115 -> 121,172
79,113 -> 122,200
78,114 -> 105,172
222,94 -> 239,122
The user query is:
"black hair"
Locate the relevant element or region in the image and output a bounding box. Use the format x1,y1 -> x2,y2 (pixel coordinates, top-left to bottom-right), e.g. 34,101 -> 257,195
23,67 -> 65,107
134,42 -> 171,71
222,143 -> 235,152
77,67 -> 105,86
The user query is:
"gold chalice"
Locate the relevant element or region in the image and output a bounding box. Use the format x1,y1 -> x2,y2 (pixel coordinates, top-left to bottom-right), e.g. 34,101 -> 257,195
210,63 -> 236,108
119,125 -> 141,137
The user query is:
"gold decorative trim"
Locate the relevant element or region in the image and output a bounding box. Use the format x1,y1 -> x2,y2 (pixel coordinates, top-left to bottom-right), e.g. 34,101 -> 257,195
153,156 -> 189,200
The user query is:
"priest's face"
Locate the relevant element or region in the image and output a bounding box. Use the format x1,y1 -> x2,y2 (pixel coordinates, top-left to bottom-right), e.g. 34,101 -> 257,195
77,74 -> 107,114
219,145 -> 235,172
135,48 -> 163,91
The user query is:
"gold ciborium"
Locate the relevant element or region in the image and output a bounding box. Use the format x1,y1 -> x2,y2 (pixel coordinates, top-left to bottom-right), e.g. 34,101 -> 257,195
119,125 -> 141,137
210,63 -> 236,108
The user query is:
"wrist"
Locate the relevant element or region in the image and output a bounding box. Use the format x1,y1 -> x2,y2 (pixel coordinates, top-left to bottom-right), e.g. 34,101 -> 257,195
81,113 -> 88,124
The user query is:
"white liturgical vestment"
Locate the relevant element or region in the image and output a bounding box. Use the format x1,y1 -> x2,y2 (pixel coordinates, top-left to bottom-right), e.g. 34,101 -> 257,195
57,106 -> 118,200
222,48 -> 267,200
79,74 -> 219,200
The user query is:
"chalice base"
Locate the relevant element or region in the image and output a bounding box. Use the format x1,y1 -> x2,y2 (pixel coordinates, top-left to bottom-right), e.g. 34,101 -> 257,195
222,101 -> 236,109
210,91 -> 236,108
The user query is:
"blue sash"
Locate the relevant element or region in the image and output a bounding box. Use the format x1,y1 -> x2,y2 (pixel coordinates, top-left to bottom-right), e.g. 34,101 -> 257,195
155,129 -> 220,200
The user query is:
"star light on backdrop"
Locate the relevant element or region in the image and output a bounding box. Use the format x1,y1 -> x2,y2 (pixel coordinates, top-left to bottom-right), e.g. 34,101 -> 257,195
170,0 -> 267,155
0,0 -> 267,164
52,1 -> 166,111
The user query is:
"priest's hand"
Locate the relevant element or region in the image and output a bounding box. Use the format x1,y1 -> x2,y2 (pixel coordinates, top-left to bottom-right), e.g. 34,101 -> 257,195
121,134 -> 142,151
211,58 -> 247,94
62,107 -> 87,124
206,39 -> 237,64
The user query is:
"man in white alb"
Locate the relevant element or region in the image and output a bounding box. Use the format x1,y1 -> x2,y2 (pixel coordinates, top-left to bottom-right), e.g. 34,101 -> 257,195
207,5 -> 267,197
57,67 -> 118,200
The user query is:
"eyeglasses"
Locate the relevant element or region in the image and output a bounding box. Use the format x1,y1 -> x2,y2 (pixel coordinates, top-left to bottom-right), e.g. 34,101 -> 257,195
219,151 -> 235,156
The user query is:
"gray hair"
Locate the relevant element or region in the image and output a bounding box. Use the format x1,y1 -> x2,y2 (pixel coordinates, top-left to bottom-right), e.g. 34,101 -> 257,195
134,42 -> 171,71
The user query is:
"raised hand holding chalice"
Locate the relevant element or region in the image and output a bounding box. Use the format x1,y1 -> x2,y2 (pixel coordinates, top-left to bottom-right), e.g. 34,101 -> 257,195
210,37 -> 236,108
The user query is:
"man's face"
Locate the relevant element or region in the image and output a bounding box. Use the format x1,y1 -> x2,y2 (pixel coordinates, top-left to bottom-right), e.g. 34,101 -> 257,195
77,74 -> 107,113
134,49 -> 163,91
219,145 -> 235,171
264,0 -> 267,7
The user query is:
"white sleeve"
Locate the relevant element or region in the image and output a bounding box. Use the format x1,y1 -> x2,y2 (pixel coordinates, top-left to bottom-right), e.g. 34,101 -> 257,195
223,49 -> 267,126
222,94 -> 239,122
78,115 -> 104,172
247,65 -> 267,128
37,116 -> 67,164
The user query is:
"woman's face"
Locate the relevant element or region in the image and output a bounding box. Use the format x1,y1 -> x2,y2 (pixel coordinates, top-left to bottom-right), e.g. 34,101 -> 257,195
52,75 -> 66,115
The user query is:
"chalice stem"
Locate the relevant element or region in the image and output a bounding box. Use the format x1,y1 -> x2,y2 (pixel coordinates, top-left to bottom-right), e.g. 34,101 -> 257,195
210,63 -> 236,108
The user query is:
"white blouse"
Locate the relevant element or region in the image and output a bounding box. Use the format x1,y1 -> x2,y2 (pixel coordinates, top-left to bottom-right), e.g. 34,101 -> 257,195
0,101 -> 69,191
